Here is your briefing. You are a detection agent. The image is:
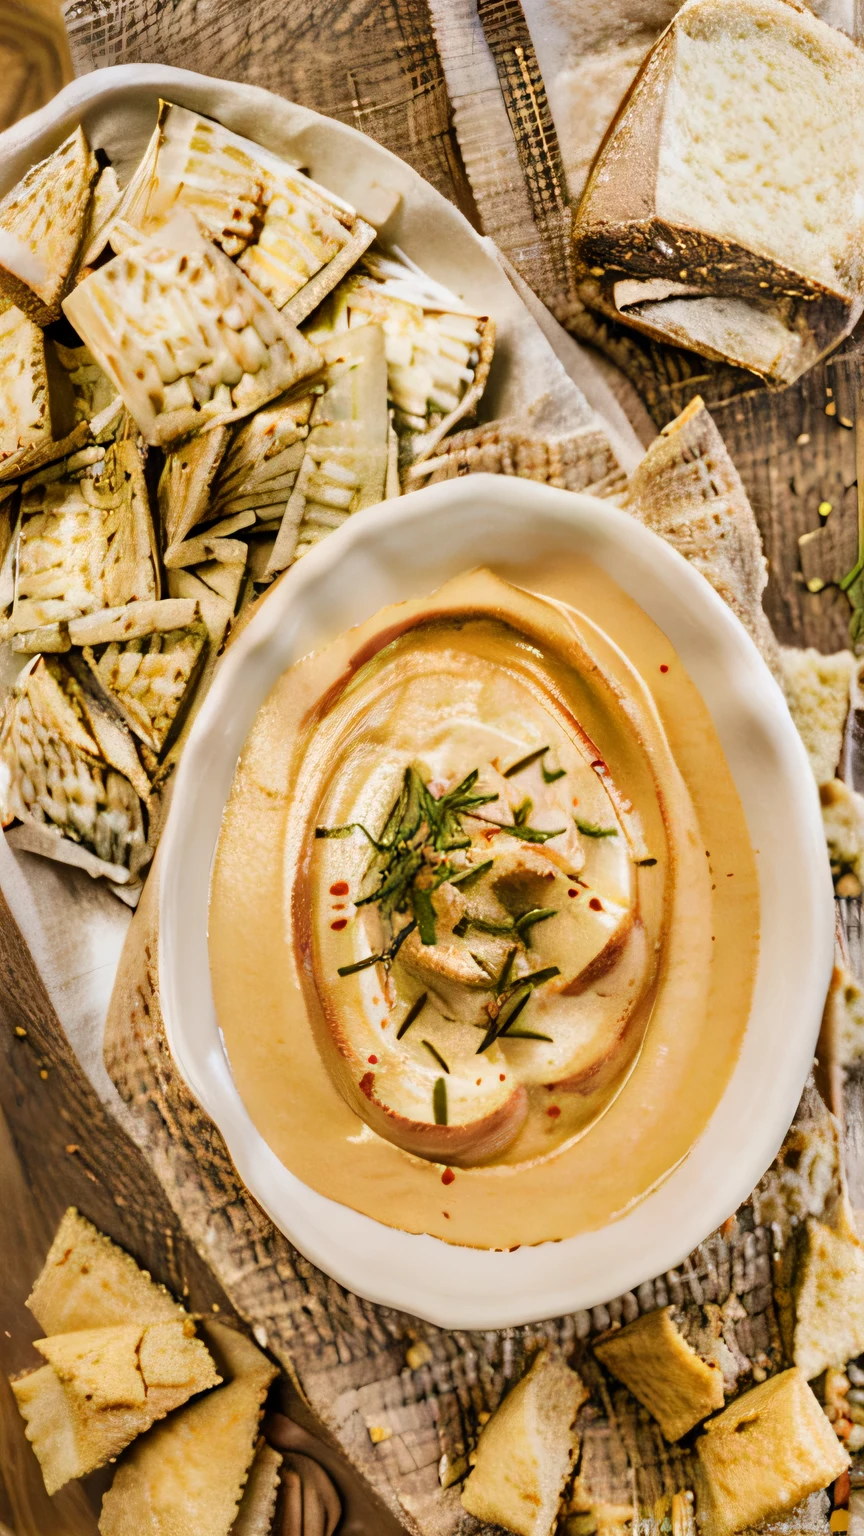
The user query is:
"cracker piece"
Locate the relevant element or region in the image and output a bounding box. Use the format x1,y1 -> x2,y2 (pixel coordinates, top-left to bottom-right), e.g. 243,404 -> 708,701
306,247 -> 494,463
407,416 -> 624,497
158,425 -> 231,548
230,1440 -> 282,1535
461,1348 -> 588,1536
751,1079 -> 845,1242
208,391 -> 313,528
780,647 -> 855,787
36,1323 -> 146,1409
594,1307 -> 725,1441
63,211 -> 322,448
695,1369 -> 848,1536
83,620 -> 207,756
624,396 -> 779,673
26,1207 -> 186,1335
821,778 -> 864,887
265,325 -> 388,575
166,567 -> 235,653
98,1324 -> 276,1536
0,127 -> 97,323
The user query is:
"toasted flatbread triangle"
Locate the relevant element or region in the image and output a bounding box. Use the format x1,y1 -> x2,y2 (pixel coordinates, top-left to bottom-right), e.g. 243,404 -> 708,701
98,1325 -> 276,1536
14,439 -> 159,622
64,212 -> 322,448
84,619 -> 208,755
266,325 -> 389,575
209,390 -> 313,524
158,425 -> 231,548
0,126 -> 97,323
0,306 -> 50,475
13,1322 -> 218,1496
306,249 -> 495,463
26,1207 -> 186,1335
100,101 -> 372,316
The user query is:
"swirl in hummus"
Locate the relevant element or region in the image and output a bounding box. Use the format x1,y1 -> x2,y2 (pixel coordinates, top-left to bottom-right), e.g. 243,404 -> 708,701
209,560 -> 758,1248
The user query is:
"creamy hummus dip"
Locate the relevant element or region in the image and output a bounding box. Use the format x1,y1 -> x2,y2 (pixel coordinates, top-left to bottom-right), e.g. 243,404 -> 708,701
209,559 -> 758,1249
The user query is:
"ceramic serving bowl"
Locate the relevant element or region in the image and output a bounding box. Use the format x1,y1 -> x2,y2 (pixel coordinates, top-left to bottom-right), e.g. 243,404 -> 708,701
158,474 -> 834,1329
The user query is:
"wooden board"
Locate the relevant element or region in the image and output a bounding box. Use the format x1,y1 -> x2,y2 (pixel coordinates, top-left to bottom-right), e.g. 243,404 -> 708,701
0,0 -> 859,1532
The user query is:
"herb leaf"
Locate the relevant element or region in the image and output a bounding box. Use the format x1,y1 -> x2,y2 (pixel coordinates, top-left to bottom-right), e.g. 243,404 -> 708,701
575,817 -> 617,838
411,885 -> 438,945
636,856 -> 657,867
496,823 -> 566,845
450,858 -> 493,889
504,1027 -> 554,1042
513,797 -> 533,826
504,746 -> 549,778
433,1077 -> 448,1125
541,761 -> 566,784
514,907 -> 557,941
397,991 -> 428,1039
423,1039 -> 450,1074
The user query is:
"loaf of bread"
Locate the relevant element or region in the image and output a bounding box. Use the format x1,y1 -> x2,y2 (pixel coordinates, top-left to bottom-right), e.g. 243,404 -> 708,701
573,0 -> 864,383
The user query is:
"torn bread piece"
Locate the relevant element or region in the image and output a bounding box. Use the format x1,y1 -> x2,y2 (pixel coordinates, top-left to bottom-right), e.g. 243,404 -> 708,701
0,126 -> 97,324
0,307 -> 88,483
461,1348 -> 589,1536
0,656 -> 150,882
695,1369 -> 848,1536
573,0 -> 864,384
265,325 -> 388,575
27,1207 -> 187,1337
788,1219 -> 864,1383
821,778 -> 864,890
63,211 -> 322,448
12,1319 -> 218,1495
85,101 -> 376,322
98,1322 -> 277,1536
623,397 -> 778,674
780,648 -> 854,788
306,246 -> 494,465
9,440 -> 158,631
818,963 -> 864,1115
81,617 -> 207,756
594,1307 -> 725,1441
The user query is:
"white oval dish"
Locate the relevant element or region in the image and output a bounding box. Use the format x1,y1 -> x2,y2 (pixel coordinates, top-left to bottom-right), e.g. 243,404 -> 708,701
159,474 -> 834,1329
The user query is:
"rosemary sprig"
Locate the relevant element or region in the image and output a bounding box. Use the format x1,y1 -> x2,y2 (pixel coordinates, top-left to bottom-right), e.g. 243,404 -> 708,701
453,913 -> 515,939
433,1077 -> 448,1125
504,746 -> 549,778
504,1026 -> 554,1042
636,856 -> 657,868
336,917 -> 417,977
411,885 -> 438,944
575,817 -> 617,839
513,797 -> 533,826
397,991 -> 428,1039
422,1039 -> 450,1073
475,963 -> 559,1054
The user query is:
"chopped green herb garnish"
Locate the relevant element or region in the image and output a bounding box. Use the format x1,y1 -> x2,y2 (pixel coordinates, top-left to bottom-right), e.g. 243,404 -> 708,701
513,797 -> 533,826
433,1077 -> 448,1125
496,946 -> 519,995
422,1039 -> 450,1074
397,991 -> 428,1039
336,953 -> 383,977
411,884 -> 438,945
636,857 -> 657,867
454,913 -> 514,938
336,918 -> 417,976
503,965 -> 560,996
476,964 -> 559,1053
503,746 -> 549,778
450,858 -> 494,889
504,1027 -> 554,1042
541,760 -> 566,784
496,823 -> 565,845
514,907 -> 557,940
575,817 -> 617,839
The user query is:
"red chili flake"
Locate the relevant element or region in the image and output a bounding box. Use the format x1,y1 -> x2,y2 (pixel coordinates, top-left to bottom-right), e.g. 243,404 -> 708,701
572,797 -> 579,806
330,918 -> 348,930
442,1211 -> 451,1219
727,872 -> 734,877
591,759 -> 605,770
441,1168 -> 455,1186
545,1083 -> 556,1091
567,888 -> 578,898
359,1071 -> 375,1099
499,1073 -> 506,1082
372,997 -> 380,1006
547,1105 -> 561,1119
332,904 -> 346,911
367,1055 -> 378,1064
475,1078 -> 482,1086
589,897 -> 603,912
330,882 -> 349,895
660,664 -> 669,674
509,1245 -> 521,1252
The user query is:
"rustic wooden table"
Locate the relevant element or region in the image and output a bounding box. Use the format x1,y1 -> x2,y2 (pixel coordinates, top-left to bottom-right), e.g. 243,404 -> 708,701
0,1 -> 860,1533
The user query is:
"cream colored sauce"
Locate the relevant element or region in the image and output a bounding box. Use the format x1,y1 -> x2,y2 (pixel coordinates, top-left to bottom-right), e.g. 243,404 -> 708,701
209,558 -> 758,1249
